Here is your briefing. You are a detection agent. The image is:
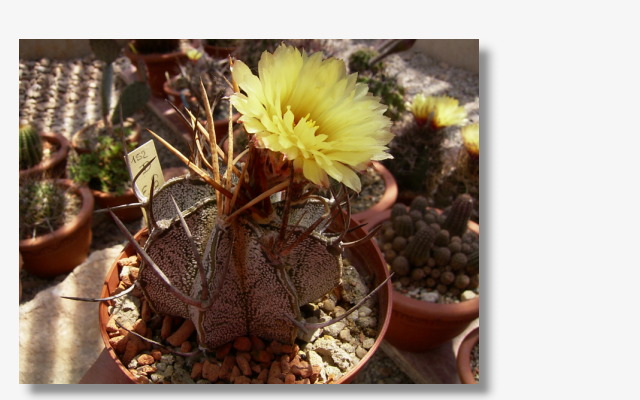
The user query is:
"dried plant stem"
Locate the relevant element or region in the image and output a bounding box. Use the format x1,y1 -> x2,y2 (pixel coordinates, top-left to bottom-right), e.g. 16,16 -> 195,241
145,128 -> 233,199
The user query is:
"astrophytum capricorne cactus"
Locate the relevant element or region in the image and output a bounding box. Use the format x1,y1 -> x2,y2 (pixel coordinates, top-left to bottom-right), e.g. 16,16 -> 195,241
66,45 -> 394,354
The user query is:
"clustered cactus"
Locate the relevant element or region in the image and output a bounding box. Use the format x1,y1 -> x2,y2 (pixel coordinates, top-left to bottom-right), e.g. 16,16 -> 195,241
375,194 -> 479,299
19,124 -> 43,170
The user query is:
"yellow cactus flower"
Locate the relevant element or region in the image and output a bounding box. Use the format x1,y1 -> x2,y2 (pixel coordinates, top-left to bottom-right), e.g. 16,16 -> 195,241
230,44 -> 393,192
408,94 -> 467,130
461,122 -> 479,157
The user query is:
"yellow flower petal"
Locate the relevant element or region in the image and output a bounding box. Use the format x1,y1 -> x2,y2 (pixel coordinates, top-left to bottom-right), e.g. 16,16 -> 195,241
231,44 -> 393,192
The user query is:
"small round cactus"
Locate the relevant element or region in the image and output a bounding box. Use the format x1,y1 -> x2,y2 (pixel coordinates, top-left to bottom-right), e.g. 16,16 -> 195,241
433,246 -> 451,267
391,236 -> 408,252
409,195 -> 428,213
391,203 -> 408,218
391,256 -> 410,276
450,252 -> 468,271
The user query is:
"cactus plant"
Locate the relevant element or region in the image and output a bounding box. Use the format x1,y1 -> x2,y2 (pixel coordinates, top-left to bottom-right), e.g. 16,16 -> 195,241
19,178 -> 74,239
404,226 -> 437,266
19,124 -> 42,170
64,43 -> 394,374
409,195 -> 429,214
88,39 -> 151,136
443,194 -> 474,237
374,199 -> 479,303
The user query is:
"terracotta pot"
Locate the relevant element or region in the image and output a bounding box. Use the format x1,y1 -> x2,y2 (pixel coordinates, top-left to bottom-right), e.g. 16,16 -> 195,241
91,187 -> 142,223
352,161 -> 398,224
162,79 -> 189,110
19,179 -> 94,278
124,47 -> 188,98
203,44 -> 237,59
95,214 -> 391,384
71,120 -> 142,155
19,131 -> 69,180
363,207 -> 480,352
456,327 -> 479,384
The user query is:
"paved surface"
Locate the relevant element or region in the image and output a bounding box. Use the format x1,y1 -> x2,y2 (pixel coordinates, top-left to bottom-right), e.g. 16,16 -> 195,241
19,246 -> 124,384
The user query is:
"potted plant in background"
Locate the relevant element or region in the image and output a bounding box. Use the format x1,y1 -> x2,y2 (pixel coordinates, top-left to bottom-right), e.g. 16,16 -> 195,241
124,39 -> 188,98
383,92 -> 473,211
162,47 -> 239,145
68,39 -> 150,222
19,123 -> 69,180
362,193 -> 480,352
74,43 -> 396,384
19,178 -> 94,278
456,326 -> 479,384
202,39 -> 239,59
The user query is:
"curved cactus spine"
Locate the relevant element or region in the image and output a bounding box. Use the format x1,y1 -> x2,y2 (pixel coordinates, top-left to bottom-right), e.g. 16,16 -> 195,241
404,225 -> 437,266
19,125 -> 43,170
443,194 -> 473,237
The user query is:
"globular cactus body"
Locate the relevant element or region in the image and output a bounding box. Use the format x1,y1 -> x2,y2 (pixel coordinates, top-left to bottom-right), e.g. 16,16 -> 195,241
409,195 -> 428,214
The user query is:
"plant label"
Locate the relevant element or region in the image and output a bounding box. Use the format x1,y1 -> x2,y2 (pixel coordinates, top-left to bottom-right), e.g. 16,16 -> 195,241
127,139 -> 165,202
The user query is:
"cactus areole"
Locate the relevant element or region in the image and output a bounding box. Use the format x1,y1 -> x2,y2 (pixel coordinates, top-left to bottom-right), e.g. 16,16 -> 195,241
92,43 -> 395,352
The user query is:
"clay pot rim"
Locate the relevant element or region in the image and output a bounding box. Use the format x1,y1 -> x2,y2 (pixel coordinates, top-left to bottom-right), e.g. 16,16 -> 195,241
19,131 -> 69,179
90,186 -> 137,200
71,119 -> 142,154
456,326 -> 479,384
124,47 -> 188,63
362,206 -> 480,318
19,179 -> 94,249
98,215 -> 392,384
352,161 -> 398,223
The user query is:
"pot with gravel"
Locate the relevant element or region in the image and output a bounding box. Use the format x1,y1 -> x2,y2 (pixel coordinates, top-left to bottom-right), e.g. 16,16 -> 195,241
362,194 -> 479,352
124,39 -> 188,98
68,43 -> 396,384
350,161 -> 397,223
456,326 -> 479,384
93,210 -> 391,384
19,178 -> 94,278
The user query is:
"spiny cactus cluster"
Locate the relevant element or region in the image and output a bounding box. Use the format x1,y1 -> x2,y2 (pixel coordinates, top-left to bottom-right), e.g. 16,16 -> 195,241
19,179 -> 76,239
375,194 -> 479,300
19,124 -> 43,170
